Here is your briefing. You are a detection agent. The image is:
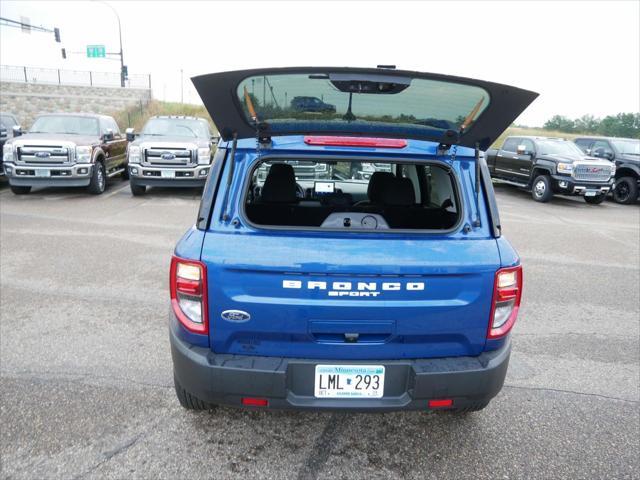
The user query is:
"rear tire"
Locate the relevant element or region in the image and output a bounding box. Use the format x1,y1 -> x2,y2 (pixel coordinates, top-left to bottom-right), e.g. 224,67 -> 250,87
531,175 -> 553,202
10,185 -> 31,195
130,182 -> 146,196
87,162 -> 106,195
174,375 -> 216,411
584,194 -> 606,205
612,176 -> 638,204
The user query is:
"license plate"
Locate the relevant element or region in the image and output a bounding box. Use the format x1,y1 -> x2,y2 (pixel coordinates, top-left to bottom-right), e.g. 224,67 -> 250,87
314,365 -> 385,398
35,169 -> 50,177
585,191 -> 597,197
161,170 -> 175,178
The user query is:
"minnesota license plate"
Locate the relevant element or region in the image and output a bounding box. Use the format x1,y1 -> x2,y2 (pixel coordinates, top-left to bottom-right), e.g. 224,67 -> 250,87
161,170 -> 175,178
314,365 -> 385,398
35,169 -> 50,177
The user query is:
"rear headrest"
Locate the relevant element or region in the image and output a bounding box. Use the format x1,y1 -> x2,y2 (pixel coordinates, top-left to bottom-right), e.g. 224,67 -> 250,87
367,172 -> 395,203
261,163 -> 298,203
380,177 -> 416,206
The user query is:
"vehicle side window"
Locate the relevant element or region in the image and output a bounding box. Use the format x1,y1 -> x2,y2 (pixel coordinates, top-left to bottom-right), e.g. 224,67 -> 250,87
502,138 -> 519,152
521,139 -> 535,153
574,139 -> 592,153
591,140 -> 613,157
107,117 -> 121,136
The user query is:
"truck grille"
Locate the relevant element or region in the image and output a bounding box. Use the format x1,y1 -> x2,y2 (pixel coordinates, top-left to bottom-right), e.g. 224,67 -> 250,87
18,145 -> 71,165
144,147 -> 194,166
573,163 -> 612,183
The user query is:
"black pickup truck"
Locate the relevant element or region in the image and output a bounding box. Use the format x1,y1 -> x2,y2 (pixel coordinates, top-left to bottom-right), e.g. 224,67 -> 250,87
574,136 -> 639,204
486,136 -> 615,204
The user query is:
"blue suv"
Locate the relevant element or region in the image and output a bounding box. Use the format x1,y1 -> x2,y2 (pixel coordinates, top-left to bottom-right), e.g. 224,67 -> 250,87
170,67 -> 537,412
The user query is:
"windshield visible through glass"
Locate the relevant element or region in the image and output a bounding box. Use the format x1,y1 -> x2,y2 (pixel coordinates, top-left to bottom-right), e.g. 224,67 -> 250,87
236,73 -> 490,135
1,115 -> 17,129
537,140 -> 584,156
612,139 -> 640,155
142,118 -> 209,138
29,116 -> 99,136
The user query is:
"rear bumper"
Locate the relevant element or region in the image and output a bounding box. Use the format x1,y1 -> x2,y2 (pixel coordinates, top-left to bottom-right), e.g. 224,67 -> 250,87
551,174 -> 613,196
170,318 -> 511,412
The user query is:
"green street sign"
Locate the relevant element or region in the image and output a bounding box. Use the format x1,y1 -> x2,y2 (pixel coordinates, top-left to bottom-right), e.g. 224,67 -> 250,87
86,45 -> 106,58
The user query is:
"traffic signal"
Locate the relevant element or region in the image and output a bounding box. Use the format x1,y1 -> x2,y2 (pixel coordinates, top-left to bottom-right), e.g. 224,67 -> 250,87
121,65 -> 128,80
61,48 -> 66,59
54,27 -> 61,43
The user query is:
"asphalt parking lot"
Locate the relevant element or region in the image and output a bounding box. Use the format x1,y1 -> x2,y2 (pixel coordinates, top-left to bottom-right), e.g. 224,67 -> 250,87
1,178 -> 638,479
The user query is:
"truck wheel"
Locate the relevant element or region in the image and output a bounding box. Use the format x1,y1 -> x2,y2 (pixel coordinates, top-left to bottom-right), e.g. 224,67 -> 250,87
584,194 -> 606,205
174,375 -> 216,411
531,175 -> 553,202
130,182 -> 146,196
10,185 -> 31,195
87,162 -> 106,195
121,166 -> 130,180
612,176 -> 638,204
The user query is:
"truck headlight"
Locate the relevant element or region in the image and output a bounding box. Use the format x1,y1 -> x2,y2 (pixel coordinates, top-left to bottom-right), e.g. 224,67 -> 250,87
197,147 -> 211,165
128,145 -> 141,164
76,146 -> 93,163
557,162 -> 573,174
3,144 -> 14,163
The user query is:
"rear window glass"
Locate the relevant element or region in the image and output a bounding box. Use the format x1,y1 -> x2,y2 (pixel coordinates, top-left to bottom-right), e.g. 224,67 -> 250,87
244,159 -> 460,231
236,73 -> 489,137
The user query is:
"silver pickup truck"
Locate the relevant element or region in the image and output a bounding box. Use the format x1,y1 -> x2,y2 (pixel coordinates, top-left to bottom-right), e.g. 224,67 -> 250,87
126,116 -> 217,195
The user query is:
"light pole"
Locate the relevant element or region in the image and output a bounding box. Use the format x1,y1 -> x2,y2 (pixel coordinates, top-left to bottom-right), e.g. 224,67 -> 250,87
181,69 -> 184,104
97,1 -> 125,87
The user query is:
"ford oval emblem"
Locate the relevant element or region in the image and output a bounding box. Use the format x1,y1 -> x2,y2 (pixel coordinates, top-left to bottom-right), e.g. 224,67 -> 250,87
161,152 -> 175,160
221,310 -> 251,322
35,151 -> 50,158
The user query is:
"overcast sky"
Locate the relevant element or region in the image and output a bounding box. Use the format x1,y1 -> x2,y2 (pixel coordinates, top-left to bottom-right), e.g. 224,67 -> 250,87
1,0 -> 638,126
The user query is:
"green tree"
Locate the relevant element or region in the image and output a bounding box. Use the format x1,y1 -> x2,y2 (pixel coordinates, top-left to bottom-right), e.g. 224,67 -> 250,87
597,113 -> 640,138
574,114 -> 600,134
543,115 -> 575,132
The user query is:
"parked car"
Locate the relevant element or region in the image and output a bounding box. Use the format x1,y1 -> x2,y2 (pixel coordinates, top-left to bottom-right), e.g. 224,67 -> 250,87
574,136 -> 640,204
485,136 -> 615,203
2,113 -> 127,195
290,96 -> 336,113
0,113 -> 20,176
168,66 -> 537,413
126,116 -> 216,195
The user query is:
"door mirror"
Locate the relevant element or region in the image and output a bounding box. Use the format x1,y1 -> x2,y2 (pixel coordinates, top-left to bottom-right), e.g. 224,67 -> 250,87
103,129 -> 114,142
604,151 -> 614,160
592,147 -> 604,158
126,127 -> 135,142
12,125 -> 22,137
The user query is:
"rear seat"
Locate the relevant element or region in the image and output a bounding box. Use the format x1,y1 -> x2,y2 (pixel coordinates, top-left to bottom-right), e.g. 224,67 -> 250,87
246,164 -> 457,229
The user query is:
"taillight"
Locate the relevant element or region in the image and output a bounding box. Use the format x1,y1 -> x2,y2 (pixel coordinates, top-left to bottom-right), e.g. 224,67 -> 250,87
170,256 -> 208,334
488,265 -> 523,339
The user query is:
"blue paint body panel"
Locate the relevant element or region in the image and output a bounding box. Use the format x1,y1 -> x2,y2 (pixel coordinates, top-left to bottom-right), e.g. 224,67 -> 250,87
175,135 -> 520,360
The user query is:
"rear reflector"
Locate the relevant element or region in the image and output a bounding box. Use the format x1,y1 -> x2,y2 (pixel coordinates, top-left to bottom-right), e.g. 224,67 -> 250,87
170,256 -> 208,334
428,399 -> 453,408
241,397 -> 269,407
304,136 -> 407,148
488,265 -> 523,339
